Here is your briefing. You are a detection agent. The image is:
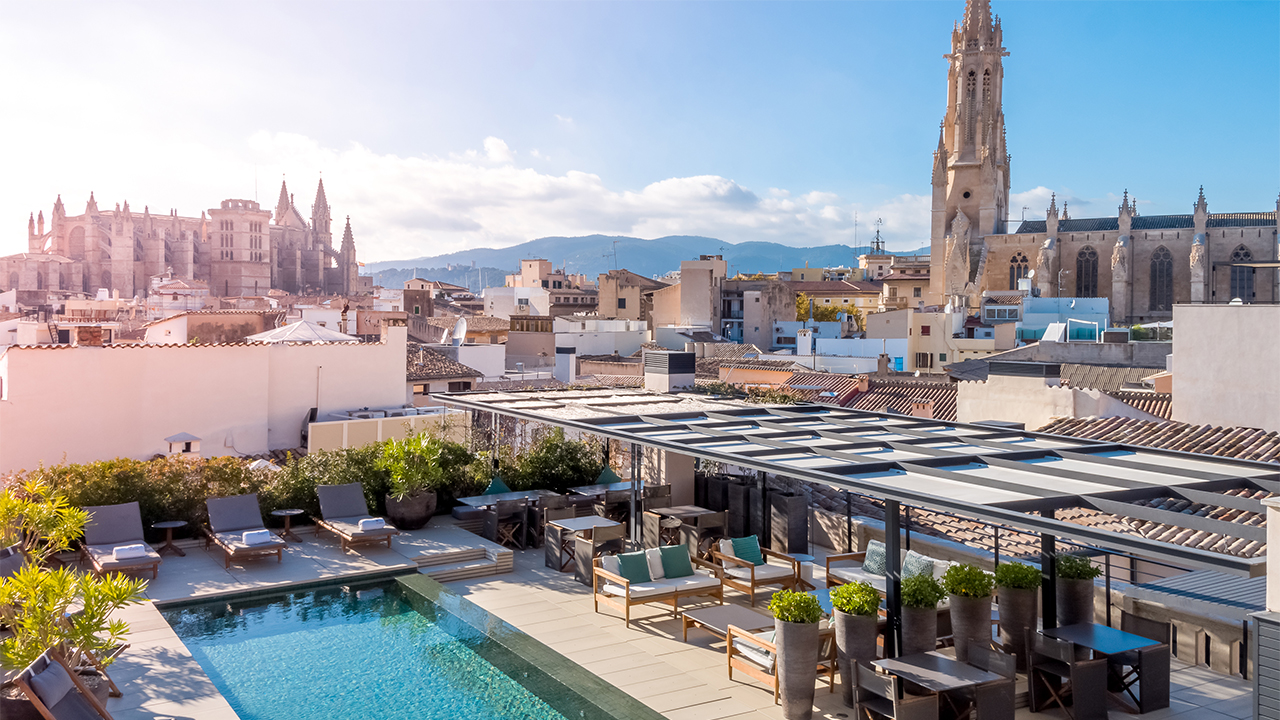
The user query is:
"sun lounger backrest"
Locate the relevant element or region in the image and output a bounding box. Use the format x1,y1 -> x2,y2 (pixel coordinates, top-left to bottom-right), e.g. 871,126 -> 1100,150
1,544 -> 24,579
207,493 -> 266,533
83,502 -> 145,546
317,483 -> 369,520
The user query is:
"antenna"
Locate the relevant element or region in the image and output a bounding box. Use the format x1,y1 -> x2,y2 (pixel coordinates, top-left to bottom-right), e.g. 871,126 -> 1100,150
451,317 -> 468,347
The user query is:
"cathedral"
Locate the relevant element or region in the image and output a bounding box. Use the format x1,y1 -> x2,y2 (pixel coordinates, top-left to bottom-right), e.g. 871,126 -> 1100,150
2,178 -> 361,301
928,0 -> 1279,322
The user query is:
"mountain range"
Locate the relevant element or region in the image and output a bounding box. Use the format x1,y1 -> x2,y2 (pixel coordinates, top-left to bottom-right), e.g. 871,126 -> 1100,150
364,234 -> 928,284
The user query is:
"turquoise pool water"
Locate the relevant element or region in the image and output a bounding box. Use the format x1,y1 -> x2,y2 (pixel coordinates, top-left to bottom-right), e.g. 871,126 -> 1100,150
162,577 -> 573,720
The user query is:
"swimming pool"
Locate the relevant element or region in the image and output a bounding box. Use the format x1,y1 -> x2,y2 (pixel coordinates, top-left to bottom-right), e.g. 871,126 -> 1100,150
161,573 -> 659,720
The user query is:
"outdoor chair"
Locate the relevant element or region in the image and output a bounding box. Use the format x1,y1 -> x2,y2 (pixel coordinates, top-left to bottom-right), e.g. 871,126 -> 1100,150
542,507 -> 576,569
710,537 -> 800,606
1026,629 -> 1108,720
527,494 -> 568,548
314,483 -> 398,552
2,542 -> 26,579
204,493 -> 287,569
483,498 -> 528,549
642,485 -> 672,510
727,623 -> 837,705
963,641 -> 1016,720
853,663 -> 938,720
81,501 -> 162,579
686,510 -> 726,558
14,649 -> 114,720
574,522 -> 625,584
640,510 -> 666,549
592,489 -> 631,524
1111,610 -> 1171,713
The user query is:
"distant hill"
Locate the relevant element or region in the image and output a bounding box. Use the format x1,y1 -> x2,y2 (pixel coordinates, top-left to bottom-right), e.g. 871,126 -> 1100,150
364,234 -> 928,285
371,266 -> 509,293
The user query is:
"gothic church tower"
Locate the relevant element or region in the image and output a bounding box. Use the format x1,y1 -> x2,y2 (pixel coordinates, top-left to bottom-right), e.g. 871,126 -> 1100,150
928,0 -> 1011,306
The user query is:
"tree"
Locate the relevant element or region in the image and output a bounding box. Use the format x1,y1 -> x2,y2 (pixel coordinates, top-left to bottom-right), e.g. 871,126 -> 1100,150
795,293 -> 841,323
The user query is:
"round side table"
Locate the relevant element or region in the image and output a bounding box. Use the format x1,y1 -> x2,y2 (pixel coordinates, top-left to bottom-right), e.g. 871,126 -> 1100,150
271,509 -> 305,542
786,552 -> 816,590
152,520 -> 188,557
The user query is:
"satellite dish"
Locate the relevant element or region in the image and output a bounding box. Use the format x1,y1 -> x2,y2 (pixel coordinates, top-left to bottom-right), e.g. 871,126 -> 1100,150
1027,269 -> 1036,279
451,317 -> 468,347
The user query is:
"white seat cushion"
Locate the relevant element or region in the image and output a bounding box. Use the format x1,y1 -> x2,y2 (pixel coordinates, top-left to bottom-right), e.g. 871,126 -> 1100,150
724,562 -> 794,582
602,582 -> 669,599
829,565 -> 888,593
659,572 -> 720,593
732,630 -> 776,671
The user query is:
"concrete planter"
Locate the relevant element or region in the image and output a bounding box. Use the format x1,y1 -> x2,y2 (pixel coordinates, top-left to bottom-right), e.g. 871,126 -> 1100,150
833,610 -> 878,708
770,493 -> 809,554
901,605 -> 938,656
1057,578 -> 1095,626
385,490 -> 437,531
949,594 -> 992,662
775,619 -> 820,720
997,586 -> 1038,671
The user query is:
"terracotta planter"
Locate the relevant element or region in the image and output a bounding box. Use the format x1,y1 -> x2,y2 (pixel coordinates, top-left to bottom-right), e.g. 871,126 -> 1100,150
900,605 -> 938,656
997,586 -> 1038,671
775,618 -> 820,720
833,610 -> 878,708
1056,577 -> 1095,626
384,491 -> 437,531
949,594 -> 992,662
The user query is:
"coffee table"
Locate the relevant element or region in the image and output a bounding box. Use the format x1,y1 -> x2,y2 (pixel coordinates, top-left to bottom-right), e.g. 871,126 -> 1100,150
681,604 -> 773,642
152,520 -> 188,557
270,509 -> 305,542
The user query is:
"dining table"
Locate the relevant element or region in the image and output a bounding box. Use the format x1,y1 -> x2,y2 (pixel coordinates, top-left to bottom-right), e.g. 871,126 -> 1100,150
650,505 -> 717,520
567,481 -> 634,497
545,516 -> 622,575
455,489 -> 560,508
875,650 -> 1009,720
1042,623 -> 1169,714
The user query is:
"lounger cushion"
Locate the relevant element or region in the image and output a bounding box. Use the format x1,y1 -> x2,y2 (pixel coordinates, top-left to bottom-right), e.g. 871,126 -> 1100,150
324,516 -> 398,541
213,531 -> 286,554
732,630 -> 776,672
207,494 -> 267,533
932,559 -> 953,583
49,691 -> 102,720
317,483 -> 370,520
724,562 -> 794,582
903,550 -> 934,579
601,581 -> 668,599
28,658 -> 74,708
829,565 -> 888,592
85,544 -> 161,573
83,502 -> 145,546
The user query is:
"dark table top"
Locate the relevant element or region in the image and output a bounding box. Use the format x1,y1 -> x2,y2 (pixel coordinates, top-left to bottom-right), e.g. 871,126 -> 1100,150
568,481 -> 634,496
547,516 -> 621,533
152,520 -> 188,529
651,505 -> 716,519
874,651 -> 1005,693
456,489 -> 560,507
270,508 -> 305,516
1042,623 -> 1161,656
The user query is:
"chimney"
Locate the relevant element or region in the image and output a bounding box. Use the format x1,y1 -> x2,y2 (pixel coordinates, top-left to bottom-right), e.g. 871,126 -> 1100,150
877,353 -> 891,376
910,398 -> 935,419
856,375 -> 870,393
555,345 -> 577,384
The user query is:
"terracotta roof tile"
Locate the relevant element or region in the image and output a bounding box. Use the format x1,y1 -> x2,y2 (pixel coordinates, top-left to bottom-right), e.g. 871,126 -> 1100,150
782,372 -> 860,405
845,380 -> 957,421
1105,390 -> 1173,419
406,343 -> 483,381
417,315 -> 510,333
1036,416 -> 1280,464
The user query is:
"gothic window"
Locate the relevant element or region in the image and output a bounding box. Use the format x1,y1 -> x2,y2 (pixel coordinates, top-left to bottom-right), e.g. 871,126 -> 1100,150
965,71 -> 977,144
982,69 -> 990,109
1075,246 -> 1098,297
1149,246 -> 1174,312
1229,245 -> 1254,302
1009,252 -> 1029,289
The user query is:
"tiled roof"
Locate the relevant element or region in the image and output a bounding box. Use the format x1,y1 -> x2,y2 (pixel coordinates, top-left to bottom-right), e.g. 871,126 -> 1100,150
141,309 -> 281,328
880,272 -> 930,282
720,358 -> 808,372
782,372 -> 860,405
1015,211 -> 1276,234
845,380 -> 957,421
1105,390 -> 1173,419
786,280 -> 882,294
695,358 -> 722,378
406,343 -> 483,381
1037,416 -> 1280,464
710,343 -> 763,359
1061,364 -> 1160,392
982,293 -> 1024,306
576,374 -> 644,388
943,358 -> 992,382
417,315 -> 510,333
631,341 -> 667,358
600,270 -> 669,289
0,311 -> 26,323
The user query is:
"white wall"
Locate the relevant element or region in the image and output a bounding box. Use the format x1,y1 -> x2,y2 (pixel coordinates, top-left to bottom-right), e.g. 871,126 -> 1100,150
956,373 -> 1162,430
554,319 -> 646,357
0,327 -> 407,474
1172,304 -> 1280,433
758,352 -> 884,375
814,337 -> 908,360
442,343 -> 506,381
482,286 -> 549,320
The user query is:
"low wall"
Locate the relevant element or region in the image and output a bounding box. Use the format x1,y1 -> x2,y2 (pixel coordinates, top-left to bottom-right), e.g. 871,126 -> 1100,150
308,410 -> 468,452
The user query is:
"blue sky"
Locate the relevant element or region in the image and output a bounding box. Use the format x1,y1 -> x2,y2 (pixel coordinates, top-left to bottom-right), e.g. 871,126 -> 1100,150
2,1 -> 1276,260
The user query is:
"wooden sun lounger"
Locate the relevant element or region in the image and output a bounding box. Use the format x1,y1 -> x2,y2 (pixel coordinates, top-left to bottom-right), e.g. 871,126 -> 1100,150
315,483 -> 398,552
203,493 -> 287,569
80,502 -> 162,579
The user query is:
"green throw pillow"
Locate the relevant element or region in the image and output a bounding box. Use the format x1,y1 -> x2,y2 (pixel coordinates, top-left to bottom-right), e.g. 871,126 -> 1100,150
862,540 -> 887,576
902,550 -> 934,579
483,476 -> 512,495
659,545 -> 695,578
731,536 -> 765,566
616,551 -> 652,583
598,466 -> 623,485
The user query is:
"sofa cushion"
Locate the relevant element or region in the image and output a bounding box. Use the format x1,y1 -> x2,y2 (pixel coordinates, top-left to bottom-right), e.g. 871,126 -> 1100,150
644,548 -> 666,580
600,555 -> 620,576
863,540 -> 887,576
732,630 -> 777,671
660,571 -> 720,593
830,566 -> 888,593
658,544 -> 694,578
602,582 -> 668,599
903,550 -> 935,579
724,563 -> 794,582
617,551 -> 652,584
718,538 -> 736,558
731,536 -> 765,566
932,559 -> 953,583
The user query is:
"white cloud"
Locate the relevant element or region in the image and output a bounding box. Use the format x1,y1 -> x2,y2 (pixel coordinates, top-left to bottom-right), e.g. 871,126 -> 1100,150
483,137 -> 514,163
554,114 -> 574,127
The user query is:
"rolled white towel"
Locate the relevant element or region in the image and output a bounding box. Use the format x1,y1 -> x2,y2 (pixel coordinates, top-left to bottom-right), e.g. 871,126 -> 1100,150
358,517 -> 386,531
112,544 -> 149,560
242,529 -> 275,546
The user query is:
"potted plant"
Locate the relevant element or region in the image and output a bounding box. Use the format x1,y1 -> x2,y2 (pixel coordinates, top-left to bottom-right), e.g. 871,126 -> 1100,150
994,561 -> 1040,671
1056,554 -> 1101,626
829,580 -> 879,708
377,433 -> 445,530
767,589 -> 823,720
900,573 -> 945,656
941,563 -> 994,662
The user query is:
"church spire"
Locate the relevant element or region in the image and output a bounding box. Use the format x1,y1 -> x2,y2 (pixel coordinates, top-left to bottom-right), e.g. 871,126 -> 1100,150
276,178 -> 290,221
313,177 -> 328,216
341,215 -> 355,251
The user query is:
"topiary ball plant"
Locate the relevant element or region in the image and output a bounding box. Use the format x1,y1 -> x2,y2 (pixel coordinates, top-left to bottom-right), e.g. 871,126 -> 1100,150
830,581 -> 880,617
994,561 -> 1041,590
1056,553 -> 1102,580
901,573 -> 946,609
767,589 -> 823,624
942,563 -> 994,598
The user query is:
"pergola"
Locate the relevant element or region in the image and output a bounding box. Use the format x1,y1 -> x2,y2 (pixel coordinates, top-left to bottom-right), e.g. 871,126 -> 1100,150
438,389 -> 1278,656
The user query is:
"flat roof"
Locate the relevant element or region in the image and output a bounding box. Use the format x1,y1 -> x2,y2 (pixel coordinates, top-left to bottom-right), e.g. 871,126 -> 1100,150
437,389 -> 1278,575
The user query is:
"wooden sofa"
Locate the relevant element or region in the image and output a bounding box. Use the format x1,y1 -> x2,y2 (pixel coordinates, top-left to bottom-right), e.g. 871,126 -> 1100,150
592,550 -> 724,627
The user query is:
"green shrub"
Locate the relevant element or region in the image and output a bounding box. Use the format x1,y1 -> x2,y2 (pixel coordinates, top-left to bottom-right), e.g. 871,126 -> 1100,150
994,561 -> 1041,590
941,563 -> 994,598
901,573 -> 945,609
767,589 -> 822,624
830,581 -> 880,617
1056,553 -> 1102,580
511,428 -> 603,493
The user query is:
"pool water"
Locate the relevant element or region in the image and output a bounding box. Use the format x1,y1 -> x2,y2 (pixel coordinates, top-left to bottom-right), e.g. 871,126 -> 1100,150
163,578 -> 570,720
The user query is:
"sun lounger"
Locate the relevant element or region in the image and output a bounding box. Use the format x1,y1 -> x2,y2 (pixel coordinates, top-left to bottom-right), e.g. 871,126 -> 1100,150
204,493 -> 286,569
80,502 -> 161,579
315,483 -> 398,552
15,649 -> 114,720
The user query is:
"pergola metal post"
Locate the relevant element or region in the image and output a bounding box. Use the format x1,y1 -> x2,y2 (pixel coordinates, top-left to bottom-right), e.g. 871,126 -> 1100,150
491,412 -> 499,475
1041,508 -> 1057,630
885,499 -> 903,658
757,470 -> 770,549
844,491 -> 853,553
630,443 -> 642,547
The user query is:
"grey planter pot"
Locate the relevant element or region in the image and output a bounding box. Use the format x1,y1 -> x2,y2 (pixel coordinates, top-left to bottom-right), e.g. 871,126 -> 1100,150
997,586 -> 1038,672
948,594 -> 992,662
1057,577 -> 1095,626
900,605 -> 938,656
833,610 -> 878,708
775,619 -> 821,720
385,491 -> 437,531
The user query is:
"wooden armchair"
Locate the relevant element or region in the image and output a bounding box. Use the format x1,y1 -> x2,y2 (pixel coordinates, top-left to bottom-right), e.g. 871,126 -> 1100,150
727,624 -> 836,705
710,540 -> 800,606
